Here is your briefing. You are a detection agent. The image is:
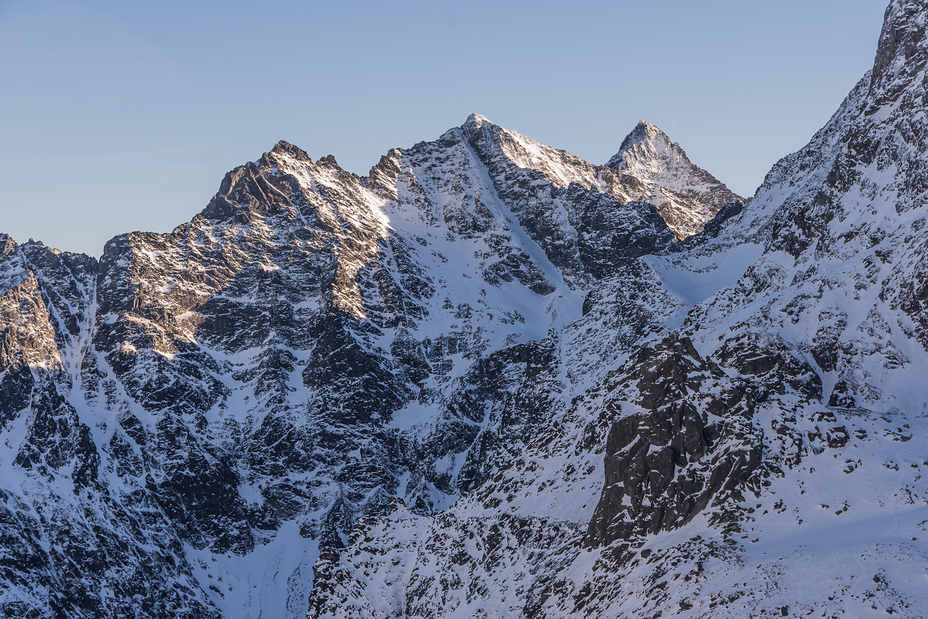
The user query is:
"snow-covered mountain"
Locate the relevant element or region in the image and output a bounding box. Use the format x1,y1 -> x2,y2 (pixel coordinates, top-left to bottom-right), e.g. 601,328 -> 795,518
308,1 -> 928,616
1,2 -> 927,618
0,110 -> 695,617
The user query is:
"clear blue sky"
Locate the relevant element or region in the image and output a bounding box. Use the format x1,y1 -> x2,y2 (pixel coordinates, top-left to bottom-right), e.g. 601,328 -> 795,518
0,0 -> 888,256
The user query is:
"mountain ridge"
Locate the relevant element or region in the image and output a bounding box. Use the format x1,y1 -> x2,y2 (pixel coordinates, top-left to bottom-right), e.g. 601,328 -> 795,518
2,2 -> 927,617
307,1 -> 928,616
0,108 -> 712,618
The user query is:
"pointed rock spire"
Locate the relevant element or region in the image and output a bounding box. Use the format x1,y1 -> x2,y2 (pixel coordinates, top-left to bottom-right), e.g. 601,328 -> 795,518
605,120 -> 690,172
605,121 -> 743,239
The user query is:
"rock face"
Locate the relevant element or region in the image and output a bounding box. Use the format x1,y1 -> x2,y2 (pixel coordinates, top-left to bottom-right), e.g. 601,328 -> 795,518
584,335 -> 763,551
3,2 -> 928,618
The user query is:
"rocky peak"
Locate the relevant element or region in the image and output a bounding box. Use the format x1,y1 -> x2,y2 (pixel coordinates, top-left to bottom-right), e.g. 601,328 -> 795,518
455,113 -> 674,283
604,120 -> 743,239
606,120 -> 688,172
461,112 -> 606,191
1,233 -> 18,257
269,139 -> 312,163
870,0 -> 928,100
460,112 -> 506,165
464,111 -> 491,128
735,0 -> 928,258
11,5 -> 928,613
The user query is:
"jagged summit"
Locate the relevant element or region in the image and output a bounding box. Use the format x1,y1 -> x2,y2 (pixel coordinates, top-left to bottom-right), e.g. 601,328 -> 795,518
457,113 -> 741,239
464,111 -> 491,126
729,0 -> 928,257
870,0 -> 928,98
306,4 -> 928,619
606,120 -> 700,191
605,120 -> 683,170
239,114 -> 740,244
604,119 -> 743,238
269,139 -> 312,162
8,5 -> 928,617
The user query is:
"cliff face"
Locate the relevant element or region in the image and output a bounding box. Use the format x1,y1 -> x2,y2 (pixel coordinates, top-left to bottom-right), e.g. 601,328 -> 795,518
3,3 -> 928,618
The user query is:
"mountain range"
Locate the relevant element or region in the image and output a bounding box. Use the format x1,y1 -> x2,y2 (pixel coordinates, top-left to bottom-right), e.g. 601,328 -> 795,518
1,1 -> 927,617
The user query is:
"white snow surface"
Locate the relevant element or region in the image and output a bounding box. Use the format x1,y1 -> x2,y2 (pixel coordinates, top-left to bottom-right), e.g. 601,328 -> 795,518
187,523 -> 319,619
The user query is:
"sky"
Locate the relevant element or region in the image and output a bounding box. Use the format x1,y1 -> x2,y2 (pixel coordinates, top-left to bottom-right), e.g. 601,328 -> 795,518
0,0 -> 889,256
